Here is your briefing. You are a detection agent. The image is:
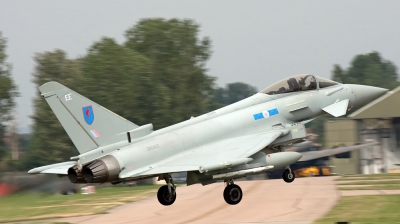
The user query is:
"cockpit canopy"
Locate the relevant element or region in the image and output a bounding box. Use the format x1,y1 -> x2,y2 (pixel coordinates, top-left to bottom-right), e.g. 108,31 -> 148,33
260,74 -> 338,95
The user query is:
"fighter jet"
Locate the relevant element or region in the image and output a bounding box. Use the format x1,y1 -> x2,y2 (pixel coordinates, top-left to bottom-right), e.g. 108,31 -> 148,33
28,74 -> 386,205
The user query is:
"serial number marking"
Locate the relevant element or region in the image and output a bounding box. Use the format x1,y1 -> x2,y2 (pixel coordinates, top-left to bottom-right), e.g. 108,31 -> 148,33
147,144 -> 159,151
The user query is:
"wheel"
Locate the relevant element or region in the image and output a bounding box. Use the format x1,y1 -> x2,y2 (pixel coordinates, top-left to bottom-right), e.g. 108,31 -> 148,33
223,184 -> 243,205
282,169 -> 295,183
157,185 -> 176,206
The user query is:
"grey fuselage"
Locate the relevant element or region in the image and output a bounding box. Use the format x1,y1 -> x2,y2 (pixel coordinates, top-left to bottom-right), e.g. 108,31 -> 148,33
78,83 -> 355,179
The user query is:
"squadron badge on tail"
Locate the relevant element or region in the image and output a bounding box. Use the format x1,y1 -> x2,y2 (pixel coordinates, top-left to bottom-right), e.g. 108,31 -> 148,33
82,105 -> 94,125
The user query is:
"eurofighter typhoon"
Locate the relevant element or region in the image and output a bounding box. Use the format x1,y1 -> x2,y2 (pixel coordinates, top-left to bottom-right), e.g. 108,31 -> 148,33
29,75 -> 386,205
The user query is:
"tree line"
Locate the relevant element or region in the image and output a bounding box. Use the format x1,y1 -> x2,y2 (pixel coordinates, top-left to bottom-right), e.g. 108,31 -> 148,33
0,32 -> 18,166
0,18 -> 399,170
0,19 -> 257,170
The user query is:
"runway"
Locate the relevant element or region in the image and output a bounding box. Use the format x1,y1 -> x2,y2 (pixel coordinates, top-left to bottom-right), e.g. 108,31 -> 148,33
48,176 -> 339,224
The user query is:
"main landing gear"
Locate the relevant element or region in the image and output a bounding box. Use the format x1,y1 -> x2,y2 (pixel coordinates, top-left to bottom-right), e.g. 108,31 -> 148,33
282,167 -> 295,183
157,174 -> 176,206
223,179 -> 243,205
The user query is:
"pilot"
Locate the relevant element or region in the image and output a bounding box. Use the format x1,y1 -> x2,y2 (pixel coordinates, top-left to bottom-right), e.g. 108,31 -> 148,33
308,80 -> 317,90
278,87 -> 287,93
287,78 -> 300,92
298,75 -> 317,90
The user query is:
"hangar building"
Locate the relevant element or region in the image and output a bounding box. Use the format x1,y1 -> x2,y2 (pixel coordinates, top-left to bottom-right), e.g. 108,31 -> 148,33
325,85 -> 400,174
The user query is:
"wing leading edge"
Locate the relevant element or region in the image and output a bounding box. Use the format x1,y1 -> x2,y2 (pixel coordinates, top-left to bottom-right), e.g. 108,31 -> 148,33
299,142 -> 378,161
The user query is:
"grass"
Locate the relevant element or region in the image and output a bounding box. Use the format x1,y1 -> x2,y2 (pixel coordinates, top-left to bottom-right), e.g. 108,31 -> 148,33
315,174 -> 400,223
313,195 -> 400,224
0,185 -> 160,223
337,180 -> 400,185
337,174 -> 400,190
339,185 -> 400,190
337,173 -> 400,181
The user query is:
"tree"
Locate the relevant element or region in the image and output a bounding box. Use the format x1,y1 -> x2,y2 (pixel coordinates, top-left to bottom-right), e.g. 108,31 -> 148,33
0,124 -> 6,161
0,32 -> 18,161
211,82 -> 258,110
125,18 -> 215,127
332,52 -> 399,89
27,50 -> 82,167
80,37 -> 169,127
27,19 -> 217,166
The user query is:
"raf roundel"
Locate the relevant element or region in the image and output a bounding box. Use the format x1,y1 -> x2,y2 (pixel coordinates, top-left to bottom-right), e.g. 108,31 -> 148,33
262,111 -> 270,118
82,105 -> 94,125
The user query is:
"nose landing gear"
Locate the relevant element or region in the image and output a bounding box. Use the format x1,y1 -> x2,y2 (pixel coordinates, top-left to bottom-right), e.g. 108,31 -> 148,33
282,167 -> 295,183
223,179 -> 243,205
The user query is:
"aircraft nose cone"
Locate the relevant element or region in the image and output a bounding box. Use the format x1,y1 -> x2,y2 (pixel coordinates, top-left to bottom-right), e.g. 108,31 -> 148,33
348,84 -> 387,107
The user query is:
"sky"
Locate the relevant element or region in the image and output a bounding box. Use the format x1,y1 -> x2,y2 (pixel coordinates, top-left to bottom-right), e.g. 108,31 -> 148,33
1,0 -> 400,132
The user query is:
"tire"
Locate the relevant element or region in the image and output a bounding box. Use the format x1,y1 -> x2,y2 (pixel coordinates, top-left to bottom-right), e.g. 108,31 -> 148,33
223,184 -> 243,205
282,169 -> 295,183
157,185 -> 176,206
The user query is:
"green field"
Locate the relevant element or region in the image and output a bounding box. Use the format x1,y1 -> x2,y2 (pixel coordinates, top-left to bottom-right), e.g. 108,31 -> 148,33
337,173 -> 400,181
0,185 -> 159,223
315,173 -> 400,223
314,195 -> 400,224
336,175 -> 400,190
339,185 -> 400,190
337,180 -> 400,185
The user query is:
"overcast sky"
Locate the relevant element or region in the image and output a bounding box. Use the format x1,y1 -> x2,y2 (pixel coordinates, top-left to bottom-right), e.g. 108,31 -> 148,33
1,0 -> 400,132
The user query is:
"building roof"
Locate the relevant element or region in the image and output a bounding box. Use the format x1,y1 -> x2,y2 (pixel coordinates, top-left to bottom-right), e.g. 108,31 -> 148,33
348,85 -> 400,119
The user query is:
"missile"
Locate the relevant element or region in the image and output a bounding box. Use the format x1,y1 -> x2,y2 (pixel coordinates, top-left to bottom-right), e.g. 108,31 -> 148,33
199,158 -> 253,173
212,166 -> 274,179
211,151 -> 302,179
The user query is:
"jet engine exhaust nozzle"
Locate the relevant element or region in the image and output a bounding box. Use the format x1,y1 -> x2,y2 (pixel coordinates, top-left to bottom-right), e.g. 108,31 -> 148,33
82,155 -> 121,183
67,165 -> 86,183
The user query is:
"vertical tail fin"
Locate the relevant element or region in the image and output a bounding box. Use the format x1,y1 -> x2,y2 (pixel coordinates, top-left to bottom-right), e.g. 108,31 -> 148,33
39,81 -> 139,154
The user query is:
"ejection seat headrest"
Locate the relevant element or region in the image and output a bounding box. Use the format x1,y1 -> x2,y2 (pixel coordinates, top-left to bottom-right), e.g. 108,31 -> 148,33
287,78 -> 300,91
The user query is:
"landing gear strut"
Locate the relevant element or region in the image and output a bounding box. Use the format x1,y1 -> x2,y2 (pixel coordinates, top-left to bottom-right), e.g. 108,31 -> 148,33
157,174 -> 176,206
223,179 -> 243,205
282,167 -> 295,183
